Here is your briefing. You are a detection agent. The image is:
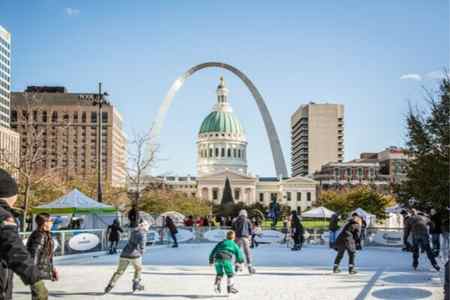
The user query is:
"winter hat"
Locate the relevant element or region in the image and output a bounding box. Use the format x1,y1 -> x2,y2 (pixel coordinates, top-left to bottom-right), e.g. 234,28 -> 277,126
0,169 -> 18,198
239,209 -> 248,217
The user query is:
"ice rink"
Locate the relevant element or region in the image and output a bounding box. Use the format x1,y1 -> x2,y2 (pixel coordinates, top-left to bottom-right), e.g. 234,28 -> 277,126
14,243 -> 444,300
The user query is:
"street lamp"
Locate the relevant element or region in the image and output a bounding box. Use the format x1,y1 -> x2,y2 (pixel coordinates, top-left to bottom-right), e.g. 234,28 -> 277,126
92,82 -> 109,203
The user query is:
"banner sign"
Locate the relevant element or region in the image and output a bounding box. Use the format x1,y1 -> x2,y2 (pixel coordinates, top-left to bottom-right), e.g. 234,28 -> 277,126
68,233 -> 100,251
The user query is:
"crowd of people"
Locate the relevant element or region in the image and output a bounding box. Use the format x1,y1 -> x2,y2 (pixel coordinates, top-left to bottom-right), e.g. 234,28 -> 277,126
0,166 -> 448,298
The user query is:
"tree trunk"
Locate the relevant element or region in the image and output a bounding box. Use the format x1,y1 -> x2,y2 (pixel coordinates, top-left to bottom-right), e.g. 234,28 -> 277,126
22,179 -> 31,232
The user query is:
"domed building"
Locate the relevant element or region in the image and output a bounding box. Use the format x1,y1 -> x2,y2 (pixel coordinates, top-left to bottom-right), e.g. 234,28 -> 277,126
157,77 -> 318,212
197,77 -> 248,176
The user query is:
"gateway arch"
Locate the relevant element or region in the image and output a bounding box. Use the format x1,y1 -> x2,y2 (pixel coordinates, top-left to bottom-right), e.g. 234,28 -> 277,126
152,62 -> 288,177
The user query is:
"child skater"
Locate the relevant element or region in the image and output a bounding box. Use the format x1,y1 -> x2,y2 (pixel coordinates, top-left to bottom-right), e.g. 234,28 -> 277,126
209,230 -> 244,294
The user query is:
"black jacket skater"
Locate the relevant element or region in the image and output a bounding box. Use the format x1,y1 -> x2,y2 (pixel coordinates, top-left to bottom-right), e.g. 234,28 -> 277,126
335,219 -> 361,252
26,230 -> 54,280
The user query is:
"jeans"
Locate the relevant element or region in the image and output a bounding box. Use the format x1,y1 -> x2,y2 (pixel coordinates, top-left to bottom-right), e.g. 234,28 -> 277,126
329,231 -> 337,247
170,231 -> 178,246
431,233 -> 441,254
412,237 -> 438,268
334,247 -> 355,267
236,237 -> 252,265
108,257 -> 142,286
442,232 -> 449,258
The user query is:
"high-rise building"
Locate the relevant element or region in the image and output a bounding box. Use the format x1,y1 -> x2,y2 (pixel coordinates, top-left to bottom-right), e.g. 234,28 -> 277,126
0,25 -> 20,171
291,103 -> 344,177
11,86 -> 127,187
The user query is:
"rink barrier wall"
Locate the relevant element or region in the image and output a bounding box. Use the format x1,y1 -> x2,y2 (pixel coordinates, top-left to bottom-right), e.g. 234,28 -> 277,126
19,226 -> 449,257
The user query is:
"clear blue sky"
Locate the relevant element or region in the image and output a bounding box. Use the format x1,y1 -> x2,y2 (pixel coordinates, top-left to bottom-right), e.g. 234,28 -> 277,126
1,1 -> 448,176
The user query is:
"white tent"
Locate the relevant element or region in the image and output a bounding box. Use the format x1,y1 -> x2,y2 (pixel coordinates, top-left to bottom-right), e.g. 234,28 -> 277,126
156,211 -> 186,226
32,189 -> 118,230
351,208 -> 376,226
302,207 -> 335,219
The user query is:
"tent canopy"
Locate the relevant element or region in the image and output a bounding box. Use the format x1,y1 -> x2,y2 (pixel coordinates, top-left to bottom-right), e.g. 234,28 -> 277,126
302,207 -> 335,219
32,189 -> 117,214
352,208 -> 375,219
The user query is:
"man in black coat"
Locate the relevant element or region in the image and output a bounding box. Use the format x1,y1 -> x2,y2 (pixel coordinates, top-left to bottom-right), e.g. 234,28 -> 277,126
232,210 -> 255,274
165,216 -> 178,248
429,208 -> 442,257
0,169 -> 48,300
333,213 -> 362,274
405,211 -> 440,271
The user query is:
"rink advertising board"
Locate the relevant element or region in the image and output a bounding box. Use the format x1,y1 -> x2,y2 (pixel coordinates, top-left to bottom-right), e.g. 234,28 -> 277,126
254,230 -> 284,243
372,231 -> 403,246
203,229 -> 228,242
164,229 -> 195,243
68,233 -> 100,251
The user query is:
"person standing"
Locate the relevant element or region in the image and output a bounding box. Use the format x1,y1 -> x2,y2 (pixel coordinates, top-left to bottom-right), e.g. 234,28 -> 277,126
209,230 -> 244,294
0,168 -> 48,300
106,219 -> 123,255
405,211 -> 440,271
329,213 -> 340,248
232,210 -> 255,274
165,216 -> 178,248
290,211 -> 304,251
333,213 -> 362,274
104,220 -> 149,294
401,210 -> 413,252
128,205 -> 139,228
26,213 -> 58,299
429,209 -> 442,257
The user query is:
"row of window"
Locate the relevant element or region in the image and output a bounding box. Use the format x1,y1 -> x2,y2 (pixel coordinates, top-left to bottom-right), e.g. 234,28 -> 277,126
12,110 -> 109,124
0,70 -> 9,83
0,53 -> 9,68
0,79 -> 9,91
333,168 -> 376,177
0,37 -> 9,50
0,63 -> 9,79
0,88 -> 8,101
199,147 -> 245,159
259,192 -> 312,202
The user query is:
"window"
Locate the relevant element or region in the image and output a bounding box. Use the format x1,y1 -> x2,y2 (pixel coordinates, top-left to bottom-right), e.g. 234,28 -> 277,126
307,192 -> 311,201
286,192 -> 292,201
358,168 -> 363,177
81,112 -> 86,123
73,112 -> 78,122
11,110 -> 17,122
32,111 -> 37,122
296,192 -> 301,201
102,112 -> 108,123
221,148 -> 225,157
212,189 -> 218,200
209,148 -> 213,157
234,189 -> 240,200
259,193 -> 264,202
270,193 -> 277,202
227,148 -> 231,157
346,168 -> 351,177
91,112 -> 97,123
215,148 -> 219,157
238,149 -> 241,158
51,112 -> 58,122
334,168 -> 339,177
233,148 -> 237,157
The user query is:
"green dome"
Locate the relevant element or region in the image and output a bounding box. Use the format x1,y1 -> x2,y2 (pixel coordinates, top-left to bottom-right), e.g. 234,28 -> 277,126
199,111 -> 244,135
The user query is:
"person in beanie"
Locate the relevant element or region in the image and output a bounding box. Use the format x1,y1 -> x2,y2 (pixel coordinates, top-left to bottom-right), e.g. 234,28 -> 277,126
0,168 -> 48,300
400,209 -> 413,252
209,230 -> 244,294
333,213 -> 362,274
104,220 -> 150,294
27,213 -> 58,299
232,209 -> 255,274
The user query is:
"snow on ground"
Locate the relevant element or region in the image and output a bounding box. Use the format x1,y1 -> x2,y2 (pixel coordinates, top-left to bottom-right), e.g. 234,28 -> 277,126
14,243 -> 444,300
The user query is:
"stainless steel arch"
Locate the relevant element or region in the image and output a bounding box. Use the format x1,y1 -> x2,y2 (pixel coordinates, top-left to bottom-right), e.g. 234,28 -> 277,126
151,62 -> 288,177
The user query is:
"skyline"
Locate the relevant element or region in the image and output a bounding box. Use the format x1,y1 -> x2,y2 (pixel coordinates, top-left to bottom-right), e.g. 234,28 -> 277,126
0,1 -> 448,176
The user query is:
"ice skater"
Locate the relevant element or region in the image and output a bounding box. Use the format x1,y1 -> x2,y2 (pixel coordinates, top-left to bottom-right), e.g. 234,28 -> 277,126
290,210 -> 304,251
106,219 -> 123,255
232,209 -> 256,274
209,230 -> 244,294
104,220 -> 149,294
165,216 -> 178,248
333,213 -> 362,274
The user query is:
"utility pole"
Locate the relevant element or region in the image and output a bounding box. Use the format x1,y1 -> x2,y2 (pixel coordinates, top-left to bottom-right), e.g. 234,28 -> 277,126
93,82 -> 108,202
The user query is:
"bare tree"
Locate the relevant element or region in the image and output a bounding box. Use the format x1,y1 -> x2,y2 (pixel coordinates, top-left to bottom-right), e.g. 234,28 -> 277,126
127,130 -> 158,207
0,90 -> 73,230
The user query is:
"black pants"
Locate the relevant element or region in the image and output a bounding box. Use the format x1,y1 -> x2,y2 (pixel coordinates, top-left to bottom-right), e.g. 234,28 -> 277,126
334,247 -> 355,266
109,240 -> 119,252
170,231 -> 178,245
431,233 -> 441,253
444,260 -> 449,300
412,237 -> 437,267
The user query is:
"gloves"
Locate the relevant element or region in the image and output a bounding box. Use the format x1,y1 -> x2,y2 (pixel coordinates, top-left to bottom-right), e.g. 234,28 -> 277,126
31,280 -> 48,300
52,268 -> 59,281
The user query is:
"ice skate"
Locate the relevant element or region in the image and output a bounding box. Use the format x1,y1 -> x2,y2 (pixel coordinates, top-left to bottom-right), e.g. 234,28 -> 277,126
348,266 -> 357,275
432,264 -> 440,272
227,284 -> 239,294
333,265 -> 341,273
132,280 -> 145,292
248,265 -> 256,274
214,276 -> 222,294
104,284 -> 113,294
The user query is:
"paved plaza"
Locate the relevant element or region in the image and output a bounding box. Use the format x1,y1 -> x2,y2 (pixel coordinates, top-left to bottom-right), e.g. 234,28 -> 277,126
14,243 -> 444,300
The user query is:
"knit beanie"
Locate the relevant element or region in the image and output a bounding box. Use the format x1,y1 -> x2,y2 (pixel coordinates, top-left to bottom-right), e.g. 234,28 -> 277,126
0,169 -> 18,198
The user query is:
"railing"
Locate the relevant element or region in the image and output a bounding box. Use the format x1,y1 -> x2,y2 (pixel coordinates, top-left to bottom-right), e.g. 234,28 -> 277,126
19,226 -> 448,257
